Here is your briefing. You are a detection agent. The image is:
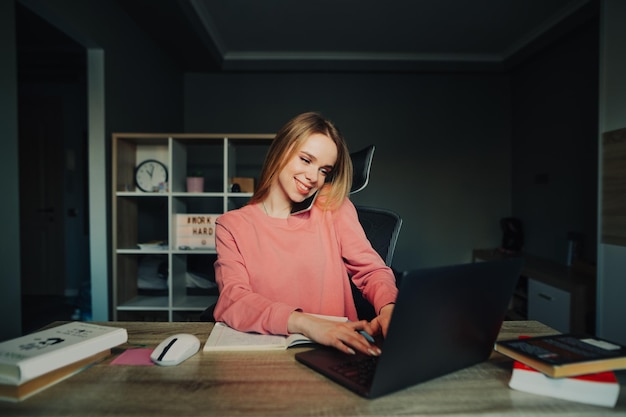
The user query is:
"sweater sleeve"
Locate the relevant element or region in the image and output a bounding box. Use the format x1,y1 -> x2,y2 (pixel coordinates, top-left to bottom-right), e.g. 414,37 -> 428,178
335,200 -> 398,313
212,213 -> 297,335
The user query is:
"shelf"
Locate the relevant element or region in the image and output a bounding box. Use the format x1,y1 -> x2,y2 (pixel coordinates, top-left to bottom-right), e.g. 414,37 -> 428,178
112,133 -> 273,322
172,249 -> 217,255
173,295 -> 219,310
170,192 -> 226,197
118,295 -> 169,309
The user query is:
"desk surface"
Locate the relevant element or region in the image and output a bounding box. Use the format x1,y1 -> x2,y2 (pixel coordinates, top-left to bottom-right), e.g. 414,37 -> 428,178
1,321 -> 624,416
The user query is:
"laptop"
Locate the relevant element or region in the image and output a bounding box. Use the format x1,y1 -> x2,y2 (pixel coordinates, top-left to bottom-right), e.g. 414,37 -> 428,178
295,257 -> 524,398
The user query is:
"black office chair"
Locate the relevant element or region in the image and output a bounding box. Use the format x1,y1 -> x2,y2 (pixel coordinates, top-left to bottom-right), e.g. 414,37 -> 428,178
350,145 -> 375,194
355,206 -> 402,266
349,145 -> 402,266
348,145 -> 404,320
350,205 -> 403,320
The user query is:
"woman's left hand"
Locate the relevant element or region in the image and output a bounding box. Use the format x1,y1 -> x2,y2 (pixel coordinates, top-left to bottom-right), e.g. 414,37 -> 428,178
370,303 -> 394,337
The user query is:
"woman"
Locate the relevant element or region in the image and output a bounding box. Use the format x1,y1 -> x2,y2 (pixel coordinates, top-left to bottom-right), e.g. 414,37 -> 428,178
213,112 -> 397,356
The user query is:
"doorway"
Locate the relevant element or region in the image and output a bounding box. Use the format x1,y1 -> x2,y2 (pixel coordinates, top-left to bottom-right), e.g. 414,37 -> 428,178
16,4 -> 90,333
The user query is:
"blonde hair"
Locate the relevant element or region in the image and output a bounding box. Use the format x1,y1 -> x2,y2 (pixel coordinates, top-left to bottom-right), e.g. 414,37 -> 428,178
250,112 -> 353,211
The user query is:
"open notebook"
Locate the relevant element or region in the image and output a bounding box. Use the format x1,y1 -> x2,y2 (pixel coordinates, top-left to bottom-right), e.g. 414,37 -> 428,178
295,258 -> 524,398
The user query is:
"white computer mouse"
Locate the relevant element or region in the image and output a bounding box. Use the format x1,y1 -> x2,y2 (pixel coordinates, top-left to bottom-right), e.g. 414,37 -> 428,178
150,333 -> 201,366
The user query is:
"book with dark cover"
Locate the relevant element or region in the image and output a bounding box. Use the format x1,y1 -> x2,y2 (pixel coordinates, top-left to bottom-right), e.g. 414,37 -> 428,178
495,333 -> 626,378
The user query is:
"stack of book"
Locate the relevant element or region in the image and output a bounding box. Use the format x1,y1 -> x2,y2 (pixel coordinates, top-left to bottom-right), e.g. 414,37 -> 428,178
0,322 -> 128,402
494,334 -> 625,408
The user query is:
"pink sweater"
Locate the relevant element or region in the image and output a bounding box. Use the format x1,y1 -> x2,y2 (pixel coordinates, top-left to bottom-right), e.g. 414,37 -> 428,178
213,198 -> 398,335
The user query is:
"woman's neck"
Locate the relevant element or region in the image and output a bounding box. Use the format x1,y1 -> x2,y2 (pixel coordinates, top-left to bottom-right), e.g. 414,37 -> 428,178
260,198 -> 291,219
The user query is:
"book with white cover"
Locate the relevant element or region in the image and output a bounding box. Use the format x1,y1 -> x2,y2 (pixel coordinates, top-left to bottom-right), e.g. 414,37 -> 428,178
204,315 -> 348,351
509,361 -> 620,408
0,322 -> 127,385
204,322 -> 313,351
0,350 -> 111,402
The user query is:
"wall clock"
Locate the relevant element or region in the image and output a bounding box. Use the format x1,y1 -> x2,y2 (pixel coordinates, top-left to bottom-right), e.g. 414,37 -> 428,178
135,159 -> 168,192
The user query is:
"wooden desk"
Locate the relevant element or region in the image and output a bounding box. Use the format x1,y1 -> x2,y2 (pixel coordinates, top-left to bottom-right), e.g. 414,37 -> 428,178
1,321 -> 624,416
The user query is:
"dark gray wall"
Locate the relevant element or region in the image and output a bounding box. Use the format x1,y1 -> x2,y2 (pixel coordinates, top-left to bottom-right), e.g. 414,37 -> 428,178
0,0 -> 22,340
597,0 -> 626,343
2,0 -> 186,334
184,72 -> 513,271
27,0 -> 186,323
511,20 -> 599,264
21,0 -> 185,134
184,15 -> 598,272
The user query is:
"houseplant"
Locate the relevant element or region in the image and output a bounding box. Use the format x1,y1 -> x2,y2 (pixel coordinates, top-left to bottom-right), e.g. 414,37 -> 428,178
186,170 -> 204,193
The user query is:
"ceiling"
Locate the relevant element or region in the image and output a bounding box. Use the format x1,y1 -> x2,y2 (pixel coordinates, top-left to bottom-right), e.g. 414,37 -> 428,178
115,0 -> 597,73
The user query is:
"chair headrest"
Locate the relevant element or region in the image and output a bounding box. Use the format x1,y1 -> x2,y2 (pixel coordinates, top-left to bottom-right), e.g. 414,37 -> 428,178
350,145 -> 375,194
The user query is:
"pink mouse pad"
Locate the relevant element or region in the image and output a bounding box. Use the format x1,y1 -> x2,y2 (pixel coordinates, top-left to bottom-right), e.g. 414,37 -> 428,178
110,348 -> 155,366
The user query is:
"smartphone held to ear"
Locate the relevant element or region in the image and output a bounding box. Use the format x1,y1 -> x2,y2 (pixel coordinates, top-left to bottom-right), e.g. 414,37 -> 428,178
291,192 -> 318,215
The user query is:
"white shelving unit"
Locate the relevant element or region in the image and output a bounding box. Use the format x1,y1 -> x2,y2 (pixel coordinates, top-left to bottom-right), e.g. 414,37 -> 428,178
112,133 -> 273,321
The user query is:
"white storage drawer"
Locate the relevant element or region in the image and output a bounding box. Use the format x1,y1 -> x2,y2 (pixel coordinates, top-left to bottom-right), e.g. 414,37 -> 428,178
527,278 -> 571,333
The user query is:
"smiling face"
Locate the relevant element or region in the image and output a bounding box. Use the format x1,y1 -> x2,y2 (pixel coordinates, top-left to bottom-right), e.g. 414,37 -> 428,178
250,112 -> 352,214
276,133 -> 338,204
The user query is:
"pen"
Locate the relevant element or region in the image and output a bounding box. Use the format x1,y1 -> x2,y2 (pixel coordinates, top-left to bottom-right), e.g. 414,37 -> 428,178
358,330 -> 375,344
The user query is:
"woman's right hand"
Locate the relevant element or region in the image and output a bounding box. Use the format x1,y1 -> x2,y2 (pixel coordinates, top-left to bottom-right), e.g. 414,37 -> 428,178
287,312 -> 381,356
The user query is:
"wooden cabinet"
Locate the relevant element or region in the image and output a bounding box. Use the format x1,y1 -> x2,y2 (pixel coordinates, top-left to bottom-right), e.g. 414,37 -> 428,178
112,133 -> 273,321
473,249 -> 596,334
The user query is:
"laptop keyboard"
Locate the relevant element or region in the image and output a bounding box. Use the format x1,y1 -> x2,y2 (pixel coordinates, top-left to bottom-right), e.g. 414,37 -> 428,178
331,356 -> 379,386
